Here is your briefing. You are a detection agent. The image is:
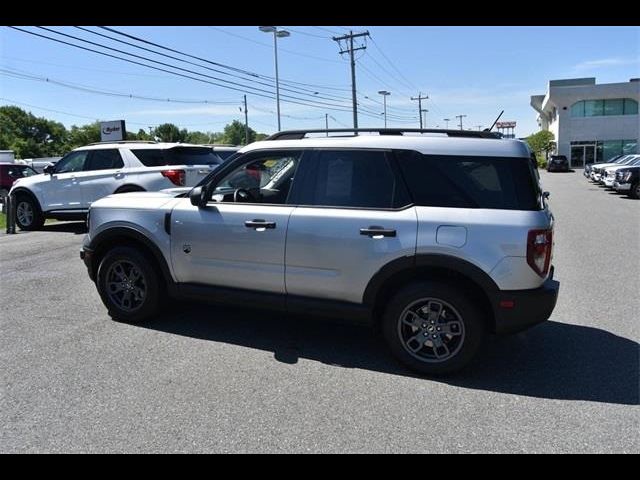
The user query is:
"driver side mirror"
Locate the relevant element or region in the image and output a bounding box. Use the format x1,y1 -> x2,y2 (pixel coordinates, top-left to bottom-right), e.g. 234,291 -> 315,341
43,163 -> 56,175
543,191 -> 550,199
189,186 -> 207,207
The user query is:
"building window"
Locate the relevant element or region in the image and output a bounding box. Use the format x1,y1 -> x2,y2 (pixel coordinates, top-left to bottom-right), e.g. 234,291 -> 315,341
570,98 -> 638,117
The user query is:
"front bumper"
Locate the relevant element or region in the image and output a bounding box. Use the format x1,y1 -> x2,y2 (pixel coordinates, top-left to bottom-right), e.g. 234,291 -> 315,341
614,181 -> 631,192
80,240 -> 96,281
493,267 -> 559,334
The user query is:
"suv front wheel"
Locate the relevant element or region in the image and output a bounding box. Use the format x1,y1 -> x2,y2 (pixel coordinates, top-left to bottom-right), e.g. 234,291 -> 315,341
15,194 -> 45,231
382,282 -> 485,375
96,246 -> 161,323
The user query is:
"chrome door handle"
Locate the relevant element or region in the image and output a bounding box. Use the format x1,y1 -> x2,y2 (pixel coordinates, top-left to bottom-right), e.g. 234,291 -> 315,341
360,226 -> 396,238
245,219 -> 276,230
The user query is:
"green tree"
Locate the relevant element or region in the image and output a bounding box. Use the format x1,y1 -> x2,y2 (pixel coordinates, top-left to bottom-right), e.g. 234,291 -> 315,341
221,120 -> 258,145
0,106 -> 68,158
153,123 -> 187,143
526,130 -> 556,164
66,122 -> 101,150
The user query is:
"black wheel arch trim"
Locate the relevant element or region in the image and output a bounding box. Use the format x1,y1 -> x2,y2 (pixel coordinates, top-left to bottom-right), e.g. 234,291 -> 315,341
114,185 -> 146,194
363,254 -> 502,330
87,226 -> 176,292
10,187 -> 43,213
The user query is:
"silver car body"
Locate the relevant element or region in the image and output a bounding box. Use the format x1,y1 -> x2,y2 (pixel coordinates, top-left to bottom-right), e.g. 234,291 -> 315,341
85,135 -> 553,305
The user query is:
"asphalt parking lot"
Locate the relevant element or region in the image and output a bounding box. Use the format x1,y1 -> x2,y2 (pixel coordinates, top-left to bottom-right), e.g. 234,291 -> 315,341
0,170 -> 638,453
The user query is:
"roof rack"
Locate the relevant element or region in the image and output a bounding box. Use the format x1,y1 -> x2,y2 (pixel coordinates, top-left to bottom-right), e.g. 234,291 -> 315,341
266,128 -> 503,141
87,140 -> 158,146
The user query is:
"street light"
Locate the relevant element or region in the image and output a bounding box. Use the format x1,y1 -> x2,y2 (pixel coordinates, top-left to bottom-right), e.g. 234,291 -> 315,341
259,26 -> 290,131
378,90 -> 390,128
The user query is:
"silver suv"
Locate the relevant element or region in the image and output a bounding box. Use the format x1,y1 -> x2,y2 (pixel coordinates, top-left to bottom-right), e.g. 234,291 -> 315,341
81,129 -> 559,375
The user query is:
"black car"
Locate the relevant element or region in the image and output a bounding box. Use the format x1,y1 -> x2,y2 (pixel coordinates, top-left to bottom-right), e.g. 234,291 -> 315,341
547,155 -> 569,172
614,165 -> 640,199
0,162 -> 38,201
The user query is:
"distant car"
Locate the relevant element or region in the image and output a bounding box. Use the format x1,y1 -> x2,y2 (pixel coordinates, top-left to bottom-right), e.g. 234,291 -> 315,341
613,166 -> 640,199
584,154 -> 623,179
0,163 -> 38,202
602,156 -> 640,188
591,155 -> 636,182
205,145 -> 241,161
9,141 -> 224,230
547,155 -> 569,172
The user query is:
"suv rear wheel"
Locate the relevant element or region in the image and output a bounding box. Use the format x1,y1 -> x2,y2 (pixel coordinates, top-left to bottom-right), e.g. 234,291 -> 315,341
15,194 -> 45,231
382,282 -> 485,375
96,246 -> 161,323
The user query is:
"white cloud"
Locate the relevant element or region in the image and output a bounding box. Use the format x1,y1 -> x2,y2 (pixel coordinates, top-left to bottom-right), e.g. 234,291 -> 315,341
574,57 -> 640,70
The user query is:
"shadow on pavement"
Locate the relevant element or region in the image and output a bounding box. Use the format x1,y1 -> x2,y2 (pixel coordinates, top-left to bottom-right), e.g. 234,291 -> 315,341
139,303 -> 639,406
40,222 -> 87,235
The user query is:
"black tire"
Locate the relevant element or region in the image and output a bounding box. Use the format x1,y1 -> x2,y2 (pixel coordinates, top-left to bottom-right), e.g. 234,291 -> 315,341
14,194 -> 45,231
96,246 -> 162,323
382,281 -> 485,376
629,181 -> 640,199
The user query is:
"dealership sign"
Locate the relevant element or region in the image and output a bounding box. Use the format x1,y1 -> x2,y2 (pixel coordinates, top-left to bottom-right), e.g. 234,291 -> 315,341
100,120 -> 126,142
495,121 -> 516,128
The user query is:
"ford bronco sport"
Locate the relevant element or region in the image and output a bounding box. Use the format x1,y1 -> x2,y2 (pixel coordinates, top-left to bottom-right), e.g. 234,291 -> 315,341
81,128 -> 559,375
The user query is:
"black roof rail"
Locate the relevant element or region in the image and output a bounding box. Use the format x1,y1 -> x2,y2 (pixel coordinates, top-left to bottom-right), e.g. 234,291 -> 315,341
266,128 -> 503,141
87,140 -> 158,146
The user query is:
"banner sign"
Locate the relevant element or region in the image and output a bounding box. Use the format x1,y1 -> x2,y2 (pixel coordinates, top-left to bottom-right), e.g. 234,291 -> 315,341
100,120 -> 126,142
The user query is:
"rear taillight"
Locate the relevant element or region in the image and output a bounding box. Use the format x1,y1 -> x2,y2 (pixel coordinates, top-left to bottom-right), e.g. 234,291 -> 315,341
527,229 -> 553,277
161,169 -> 185,186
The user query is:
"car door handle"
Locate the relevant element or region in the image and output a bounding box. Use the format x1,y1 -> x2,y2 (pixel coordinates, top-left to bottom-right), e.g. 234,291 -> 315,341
360,226 -> 397,238
245,219 -> 276,230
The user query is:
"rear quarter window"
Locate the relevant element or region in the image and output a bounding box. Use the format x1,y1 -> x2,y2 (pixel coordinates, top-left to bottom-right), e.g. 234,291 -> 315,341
396,150 -> 541,210
132,147 -> 223,167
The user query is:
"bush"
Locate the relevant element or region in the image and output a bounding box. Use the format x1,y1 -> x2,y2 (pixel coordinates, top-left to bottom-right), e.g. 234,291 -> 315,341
536,154 -> 547,169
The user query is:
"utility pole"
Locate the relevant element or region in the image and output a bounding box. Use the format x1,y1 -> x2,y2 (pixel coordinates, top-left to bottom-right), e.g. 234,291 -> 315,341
333,30 -> 369,129
443,118 -> 450,129
475,125 -> 483,131
411,93 -> 429,129
325,113 -> 329,136
243,95 -> 249,145
421,109 -> 428,128
456,114 -> 467,130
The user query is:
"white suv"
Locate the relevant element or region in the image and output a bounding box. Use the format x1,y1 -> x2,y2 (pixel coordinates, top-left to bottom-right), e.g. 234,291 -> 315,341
10,141 -> 224,230
81,128 -> 559,375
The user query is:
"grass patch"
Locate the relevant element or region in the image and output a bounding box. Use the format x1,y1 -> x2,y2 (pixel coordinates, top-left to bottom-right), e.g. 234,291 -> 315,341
0,212 -> 5,230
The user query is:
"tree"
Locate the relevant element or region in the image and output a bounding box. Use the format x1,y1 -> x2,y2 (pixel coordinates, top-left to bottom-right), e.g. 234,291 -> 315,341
0,106 -> 68,158
222,120 -> 257,145
526,130 -> 556,162
66,122 -> 101,150
153,123 -> 188,143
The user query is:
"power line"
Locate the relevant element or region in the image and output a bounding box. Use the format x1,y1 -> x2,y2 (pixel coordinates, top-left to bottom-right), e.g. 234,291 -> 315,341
7,27 -> 363,115
95,26 -> 351,98
368,36 -> 418,92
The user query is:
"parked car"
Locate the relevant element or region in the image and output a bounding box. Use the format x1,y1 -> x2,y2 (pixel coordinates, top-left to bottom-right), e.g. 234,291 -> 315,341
584,154 -> 623,179
613,166 -> 640,198
602,155 -> 640,188
0,163 -> 38,202
591,155 -> 636,182
547,155 -> 569,172
9,141 -> 224,230
80,128 -> 559,376
205,144 -> 241,161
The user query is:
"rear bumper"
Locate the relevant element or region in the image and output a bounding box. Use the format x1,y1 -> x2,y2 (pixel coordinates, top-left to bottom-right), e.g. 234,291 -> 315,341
493,267 -> 559,334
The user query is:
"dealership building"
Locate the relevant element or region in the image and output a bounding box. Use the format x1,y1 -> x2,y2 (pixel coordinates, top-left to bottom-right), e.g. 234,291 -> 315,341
530,77 -> 639,167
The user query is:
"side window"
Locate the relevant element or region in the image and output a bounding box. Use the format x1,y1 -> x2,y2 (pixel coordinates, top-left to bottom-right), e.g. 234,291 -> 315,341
55,151 -> 89,173
209,152 -> 301,205
84,150 -> 124,171
131,149 -> 166,167
305,150 -> 409,209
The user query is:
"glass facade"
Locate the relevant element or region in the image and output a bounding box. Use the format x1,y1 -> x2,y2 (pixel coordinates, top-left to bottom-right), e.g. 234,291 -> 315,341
570,98 -> 639,117
571,139 -> 638,162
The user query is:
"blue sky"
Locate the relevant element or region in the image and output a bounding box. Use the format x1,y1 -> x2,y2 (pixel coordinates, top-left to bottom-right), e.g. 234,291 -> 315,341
1,26 -> 639,137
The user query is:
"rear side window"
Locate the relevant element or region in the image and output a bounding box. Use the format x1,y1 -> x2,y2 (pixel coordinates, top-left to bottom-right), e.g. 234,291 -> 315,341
4,165 -> 37,178
396,150 -> 541,210
132,147 -> 223,167
84,149 -> 124,171
304,150 -> 410,209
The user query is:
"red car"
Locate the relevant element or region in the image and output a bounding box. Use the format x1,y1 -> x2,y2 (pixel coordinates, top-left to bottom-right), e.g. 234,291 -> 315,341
0,163 -> 39,201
